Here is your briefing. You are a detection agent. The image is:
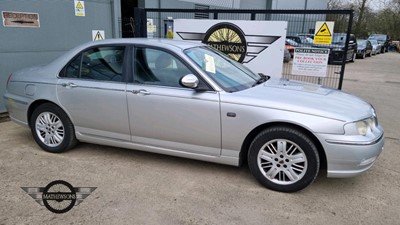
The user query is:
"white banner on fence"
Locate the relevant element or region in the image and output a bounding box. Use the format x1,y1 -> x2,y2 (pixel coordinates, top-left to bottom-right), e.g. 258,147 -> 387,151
292,48 -> 330,77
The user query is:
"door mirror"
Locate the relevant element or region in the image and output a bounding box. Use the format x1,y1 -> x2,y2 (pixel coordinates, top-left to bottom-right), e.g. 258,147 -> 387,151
180,74 -> 199,89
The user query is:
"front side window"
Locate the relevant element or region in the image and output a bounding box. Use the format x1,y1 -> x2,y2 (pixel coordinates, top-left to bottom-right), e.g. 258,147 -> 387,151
133,47 -> 192,88
62,46 -> 125,82
184,46 -> 258,92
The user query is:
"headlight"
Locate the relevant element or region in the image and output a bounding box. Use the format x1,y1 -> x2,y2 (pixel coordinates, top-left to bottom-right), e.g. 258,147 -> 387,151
345,117 -> 377,136
355,118 -> 375,135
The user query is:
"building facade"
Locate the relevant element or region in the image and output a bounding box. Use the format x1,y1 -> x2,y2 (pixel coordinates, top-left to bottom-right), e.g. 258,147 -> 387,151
0,0 -> 327,112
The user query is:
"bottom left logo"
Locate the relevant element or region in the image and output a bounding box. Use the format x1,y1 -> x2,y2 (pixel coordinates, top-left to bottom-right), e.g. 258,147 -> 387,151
21,180 -> 97,214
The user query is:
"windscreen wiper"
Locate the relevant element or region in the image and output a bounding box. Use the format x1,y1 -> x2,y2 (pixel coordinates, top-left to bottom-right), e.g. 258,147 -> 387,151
253,73 -> 270,86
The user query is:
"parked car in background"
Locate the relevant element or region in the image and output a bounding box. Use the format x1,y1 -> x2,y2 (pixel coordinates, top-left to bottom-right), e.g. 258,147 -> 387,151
368,34 -> 391,53
286,35 -> 313,46
356,39 -> 373,59
4,38 -> 384,193
368,39 -> 381,55
314,33 -> 357,64
298,34 -> 314,40
285,38 -> 299,57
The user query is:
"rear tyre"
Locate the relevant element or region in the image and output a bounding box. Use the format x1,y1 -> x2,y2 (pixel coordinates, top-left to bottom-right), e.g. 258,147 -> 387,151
30,103 -> 77,153
247,126 -> 320,192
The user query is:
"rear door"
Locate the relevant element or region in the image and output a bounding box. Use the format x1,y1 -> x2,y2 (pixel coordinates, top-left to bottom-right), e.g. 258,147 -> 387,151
57,45 -> 131,141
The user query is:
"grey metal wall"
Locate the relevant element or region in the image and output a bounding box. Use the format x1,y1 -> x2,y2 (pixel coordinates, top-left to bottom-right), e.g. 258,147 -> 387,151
0,0 -> 120,112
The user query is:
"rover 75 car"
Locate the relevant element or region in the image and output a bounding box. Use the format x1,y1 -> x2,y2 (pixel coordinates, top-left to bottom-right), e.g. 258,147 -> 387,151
4,39 -> 384,192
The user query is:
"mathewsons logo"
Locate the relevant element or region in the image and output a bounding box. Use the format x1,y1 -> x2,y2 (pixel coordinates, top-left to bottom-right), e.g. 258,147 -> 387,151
21,180 -> 96,214
174,19 -> 287,76
176,22 -> 281,64
202,23 -> 247,62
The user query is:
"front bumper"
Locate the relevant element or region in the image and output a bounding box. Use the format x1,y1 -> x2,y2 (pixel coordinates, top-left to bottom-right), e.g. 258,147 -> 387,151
316,128 -> 384,178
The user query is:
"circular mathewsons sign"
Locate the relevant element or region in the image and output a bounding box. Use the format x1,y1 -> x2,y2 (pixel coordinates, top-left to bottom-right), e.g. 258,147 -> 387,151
42,180 -> 77,214
202,22 -> 247,63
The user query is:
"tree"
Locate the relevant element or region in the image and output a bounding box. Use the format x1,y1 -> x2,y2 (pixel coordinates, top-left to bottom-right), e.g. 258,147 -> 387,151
328,0 -> 400,40
353,0 -> 368,37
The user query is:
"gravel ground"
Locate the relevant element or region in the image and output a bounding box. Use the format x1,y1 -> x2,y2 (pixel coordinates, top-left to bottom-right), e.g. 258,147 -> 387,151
0,52 -> 399,225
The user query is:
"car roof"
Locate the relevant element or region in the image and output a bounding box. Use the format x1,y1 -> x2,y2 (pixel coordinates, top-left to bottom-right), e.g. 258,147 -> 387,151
50,38 -> 205,69
82,38 -> 204,50
369,34 -> 386,36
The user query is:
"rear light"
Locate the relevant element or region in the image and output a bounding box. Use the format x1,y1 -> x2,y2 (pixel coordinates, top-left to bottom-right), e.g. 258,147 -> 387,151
6,73 -> 12,88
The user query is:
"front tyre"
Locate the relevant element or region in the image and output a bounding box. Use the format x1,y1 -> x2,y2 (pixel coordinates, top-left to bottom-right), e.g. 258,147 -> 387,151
248,127 -> 320,192
30,103 -> 77,153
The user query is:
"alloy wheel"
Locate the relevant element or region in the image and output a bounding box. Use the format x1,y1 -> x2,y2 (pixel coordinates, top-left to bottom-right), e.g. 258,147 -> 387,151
35,112 -> 65,147
257,139 -> 307,185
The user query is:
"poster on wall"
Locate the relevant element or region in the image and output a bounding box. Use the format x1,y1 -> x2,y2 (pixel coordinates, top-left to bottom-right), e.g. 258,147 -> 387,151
74,0 -> 85,17
2,11 -> 40,28
174,19 -> 287,77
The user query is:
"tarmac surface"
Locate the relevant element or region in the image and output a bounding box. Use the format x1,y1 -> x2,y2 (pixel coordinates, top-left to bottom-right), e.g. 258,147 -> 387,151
0,52 -> 399,225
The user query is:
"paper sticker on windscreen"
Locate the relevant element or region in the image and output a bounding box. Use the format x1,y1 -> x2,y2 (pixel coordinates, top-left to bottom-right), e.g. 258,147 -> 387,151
204,54 -> 216,74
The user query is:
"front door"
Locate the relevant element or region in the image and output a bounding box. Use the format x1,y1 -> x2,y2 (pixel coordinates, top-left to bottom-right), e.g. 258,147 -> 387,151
126,47 -> 221,156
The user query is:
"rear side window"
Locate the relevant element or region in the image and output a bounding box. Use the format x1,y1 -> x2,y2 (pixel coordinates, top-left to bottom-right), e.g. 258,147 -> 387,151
61,46 -> 125,82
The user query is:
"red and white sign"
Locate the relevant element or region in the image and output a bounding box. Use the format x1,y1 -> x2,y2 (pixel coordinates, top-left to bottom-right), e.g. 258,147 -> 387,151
292,48 -> 330,77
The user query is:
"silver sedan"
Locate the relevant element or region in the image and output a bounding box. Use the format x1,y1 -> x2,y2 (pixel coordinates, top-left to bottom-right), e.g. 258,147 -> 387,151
369,39 -> 382,55
4,39 -> 384,192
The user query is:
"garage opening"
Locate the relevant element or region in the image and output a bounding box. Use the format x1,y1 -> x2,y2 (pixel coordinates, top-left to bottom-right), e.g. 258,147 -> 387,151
121,0 -> 138,37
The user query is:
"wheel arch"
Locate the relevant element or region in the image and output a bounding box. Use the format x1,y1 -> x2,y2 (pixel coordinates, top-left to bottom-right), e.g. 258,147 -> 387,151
239,122 -> 327,172
27,100 -> 66,125
27,99 -> 78,152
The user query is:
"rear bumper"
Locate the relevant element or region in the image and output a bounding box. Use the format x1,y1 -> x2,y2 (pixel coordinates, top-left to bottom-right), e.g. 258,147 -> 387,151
3,94 -> 29,127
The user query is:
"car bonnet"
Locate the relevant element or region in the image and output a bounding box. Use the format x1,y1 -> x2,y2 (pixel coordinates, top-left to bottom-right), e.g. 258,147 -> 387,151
220,78 -> 372,122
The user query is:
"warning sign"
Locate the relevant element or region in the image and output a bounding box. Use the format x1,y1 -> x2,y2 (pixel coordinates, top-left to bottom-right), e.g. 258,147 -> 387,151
313,21 -> 334,45
92,30 -> 105,41
74,0 -> 85,17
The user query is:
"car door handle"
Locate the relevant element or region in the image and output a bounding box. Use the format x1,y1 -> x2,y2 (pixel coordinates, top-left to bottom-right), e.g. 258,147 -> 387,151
132,89 -> 150,95
61,82 -> 78,88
